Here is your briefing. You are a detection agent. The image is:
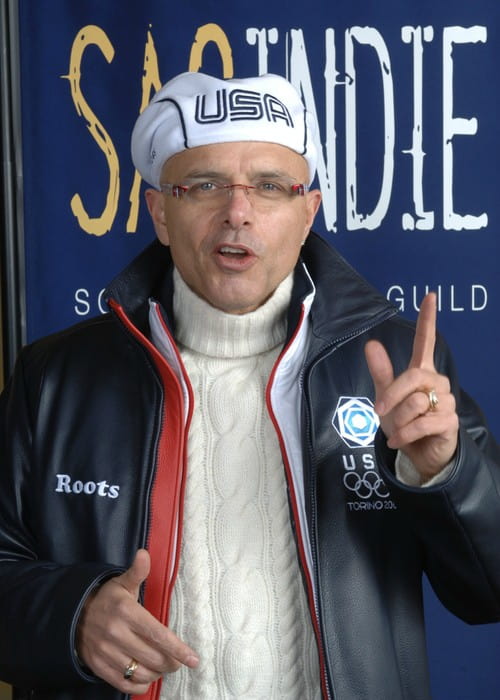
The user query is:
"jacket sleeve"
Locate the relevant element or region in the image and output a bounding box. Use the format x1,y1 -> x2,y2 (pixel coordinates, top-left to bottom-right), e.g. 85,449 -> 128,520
0,348 -> 124,690
376,335 -> 500,625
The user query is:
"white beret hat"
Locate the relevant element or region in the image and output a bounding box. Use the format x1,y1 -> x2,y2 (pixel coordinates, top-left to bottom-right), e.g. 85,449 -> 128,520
131,71 -> 317,189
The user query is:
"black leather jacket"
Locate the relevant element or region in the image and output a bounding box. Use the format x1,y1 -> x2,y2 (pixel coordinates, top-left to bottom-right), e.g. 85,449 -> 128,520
1,233 -> 499,700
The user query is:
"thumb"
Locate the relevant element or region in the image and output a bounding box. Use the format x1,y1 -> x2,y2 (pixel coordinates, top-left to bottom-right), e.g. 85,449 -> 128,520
117,548 -> 151,598
364,340 -> 394,410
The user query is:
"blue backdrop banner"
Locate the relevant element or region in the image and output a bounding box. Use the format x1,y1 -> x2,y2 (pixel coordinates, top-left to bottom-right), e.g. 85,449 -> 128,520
16,1 -> 500,697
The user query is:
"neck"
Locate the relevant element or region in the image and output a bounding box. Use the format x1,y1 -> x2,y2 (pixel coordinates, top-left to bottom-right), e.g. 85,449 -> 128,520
172,269 -> 293,358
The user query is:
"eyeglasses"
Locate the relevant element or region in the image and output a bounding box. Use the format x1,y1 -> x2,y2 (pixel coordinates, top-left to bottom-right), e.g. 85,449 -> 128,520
160,180 -> 309,206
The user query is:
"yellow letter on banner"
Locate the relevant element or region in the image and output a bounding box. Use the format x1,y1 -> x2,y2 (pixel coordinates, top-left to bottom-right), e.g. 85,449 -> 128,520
63,26 -> 119,236
189,23 -> 234,77
126,29 -> 162,233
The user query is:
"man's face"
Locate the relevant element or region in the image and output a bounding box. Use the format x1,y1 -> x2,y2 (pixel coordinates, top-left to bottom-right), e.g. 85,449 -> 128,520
146,141 -> 322,314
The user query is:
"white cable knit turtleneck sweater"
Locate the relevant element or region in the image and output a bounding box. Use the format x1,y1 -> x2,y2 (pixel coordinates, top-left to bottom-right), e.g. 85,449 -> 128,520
159,270 -> 321,699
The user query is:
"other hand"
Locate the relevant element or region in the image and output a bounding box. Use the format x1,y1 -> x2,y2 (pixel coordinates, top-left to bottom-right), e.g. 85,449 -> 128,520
365,293 -> 459,483
76,549 -> 199,694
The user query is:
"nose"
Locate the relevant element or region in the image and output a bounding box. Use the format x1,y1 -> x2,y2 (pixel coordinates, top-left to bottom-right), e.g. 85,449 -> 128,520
222,185 -> 253,228
225,184 -> 254,198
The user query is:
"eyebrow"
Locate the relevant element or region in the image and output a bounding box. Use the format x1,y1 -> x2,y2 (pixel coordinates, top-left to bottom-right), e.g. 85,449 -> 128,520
181,169 -> 299,182
182,169 -> 224,180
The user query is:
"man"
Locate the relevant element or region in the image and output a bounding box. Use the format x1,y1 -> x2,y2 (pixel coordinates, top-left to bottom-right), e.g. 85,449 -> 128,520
0,72 -> 499,700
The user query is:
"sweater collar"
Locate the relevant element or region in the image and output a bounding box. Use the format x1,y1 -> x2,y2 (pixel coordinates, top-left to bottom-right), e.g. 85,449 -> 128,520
173,267 -> 293,358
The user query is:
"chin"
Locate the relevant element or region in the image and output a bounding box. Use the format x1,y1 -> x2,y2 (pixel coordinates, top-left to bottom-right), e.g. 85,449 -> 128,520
209,294 -> 261,315
208,284 -> 265,315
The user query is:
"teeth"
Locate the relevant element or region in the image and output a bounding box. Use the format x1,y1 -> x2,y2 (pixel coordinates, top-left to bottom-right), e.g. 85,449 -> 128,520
220,246 -> 245,254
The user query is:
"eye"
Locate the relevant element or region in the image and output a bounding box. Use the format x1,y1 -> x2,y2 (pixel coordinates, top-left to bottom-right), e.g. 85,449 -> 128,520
191,181 -> 219,194
256,181 -> 286,193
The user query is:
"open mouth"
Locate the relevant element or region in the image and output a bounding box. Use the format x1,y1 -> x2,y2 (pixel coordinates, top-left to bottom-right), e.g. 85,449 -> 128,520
218,245 -> 249,258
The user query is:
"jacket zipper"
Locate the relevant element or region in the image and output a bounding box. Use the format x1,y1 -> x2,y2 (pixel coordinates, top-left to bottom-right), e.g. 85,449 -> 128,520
266,304 -> 333,700
109,300 -> 194,700
303,307 -> 398,700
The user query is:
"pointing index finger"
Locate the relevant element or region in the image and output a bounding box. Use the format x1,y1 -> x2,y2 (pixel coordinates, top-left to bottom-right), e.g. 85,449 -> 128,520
409,292 -> 437,370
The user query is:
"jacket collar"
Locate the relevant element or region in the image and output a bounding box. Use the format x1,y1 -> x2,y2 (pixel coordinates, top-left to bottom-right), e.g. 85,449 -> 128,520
104,240 -> 174,336
104,233 -> 397,344
292,233 -> 397,350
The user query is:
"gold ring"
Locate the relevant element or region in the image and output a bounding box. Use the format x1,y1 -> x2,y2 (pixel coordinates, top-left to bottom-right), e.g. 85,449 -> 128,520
427,388 -> 439,412
123,658 -> 138,680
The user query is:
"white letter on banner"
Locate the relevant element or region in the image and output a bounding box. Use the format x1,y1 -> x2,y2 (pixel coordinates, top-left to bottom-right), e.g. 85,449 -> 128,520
443,26 -> 488,230
345,27 -> 395,230
472,284 -> 487,311
288,28 -> 338,233
74,289 -> 90,316
401,26 -> 435,231
246,28 -> 279,74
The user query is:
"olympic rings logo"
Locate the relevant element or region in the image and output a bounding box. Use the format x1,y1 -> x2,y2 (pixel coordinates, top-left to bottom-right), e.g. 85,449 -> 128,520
343,469 -> 390,499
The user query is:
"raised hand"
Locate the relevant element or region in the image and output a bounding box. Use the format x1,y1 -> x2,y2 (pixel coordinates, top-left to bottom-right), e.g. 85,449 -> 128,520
76,549 -> 199,693
365,293 -> 459,483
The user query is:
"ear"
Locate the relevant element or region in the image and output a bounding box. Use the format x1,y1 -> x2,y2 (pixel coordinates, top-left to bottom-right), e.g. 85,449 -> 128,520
145,189 -> 169,245
303,188 -> 322,240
